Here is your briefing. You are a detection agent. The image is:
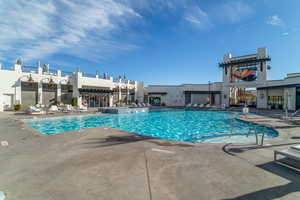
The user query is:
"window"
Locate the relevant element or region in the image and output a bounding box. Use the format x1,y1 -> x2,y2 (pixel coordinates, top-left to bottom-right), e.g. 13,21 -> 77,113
268,96 -> 284,109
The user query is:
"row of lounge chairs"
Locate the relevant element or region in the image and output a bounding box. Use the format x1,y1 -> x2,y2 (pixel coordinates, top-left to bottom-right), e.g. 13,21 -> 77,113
274,145 -> 300,171
186,103 -> 212,108
129,103 -> 151,108
27,104 -> 88,115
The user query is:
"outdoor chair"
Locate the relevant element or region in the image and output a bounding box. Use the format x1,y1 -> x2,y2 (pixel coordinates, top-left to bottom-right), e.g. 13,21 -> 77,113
274,145 -> 300,171
27,106 -> 44,115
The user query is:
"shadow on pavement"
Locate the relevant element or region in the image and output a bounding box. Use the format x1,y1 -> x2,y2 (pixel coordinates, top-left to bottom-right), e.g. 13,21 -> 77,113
223,162 -> 300,200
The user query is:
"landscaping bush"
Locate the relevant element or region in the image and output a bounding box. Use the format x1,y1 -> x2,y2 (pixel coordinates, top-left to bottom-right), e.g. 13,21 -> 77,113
14,104 -> 21,111
71,98 -> 78,106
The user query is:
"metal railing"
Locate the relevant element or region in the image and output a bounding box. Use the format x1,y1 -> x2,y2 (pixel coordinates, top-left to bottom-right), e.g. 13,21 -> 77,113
22,65 -> 38,73
82,72 -> 96,78
61,71 -> 73,77
48,68 -> 57,75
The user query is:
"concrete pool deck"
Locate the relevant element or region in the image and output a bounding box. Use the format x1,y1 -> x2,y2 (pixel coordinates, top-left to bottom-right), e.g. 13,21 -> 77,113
0,111 -> 300,200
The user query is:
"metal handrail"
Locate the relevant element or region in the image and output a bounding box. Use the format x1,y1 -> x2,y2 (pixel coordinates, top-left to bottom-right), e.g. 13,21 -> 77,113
291,109 -> 300,117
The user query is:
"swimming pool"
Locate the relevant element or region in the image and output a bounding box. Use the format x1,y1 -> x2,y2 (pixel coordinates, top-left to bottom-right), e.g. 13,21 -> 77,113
25,110 -> 278,143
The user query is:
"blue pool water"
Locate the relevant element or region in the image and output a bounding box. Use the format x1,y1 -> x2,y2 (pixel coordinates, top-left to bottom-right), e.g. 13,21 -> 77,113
25,110 -> 278,143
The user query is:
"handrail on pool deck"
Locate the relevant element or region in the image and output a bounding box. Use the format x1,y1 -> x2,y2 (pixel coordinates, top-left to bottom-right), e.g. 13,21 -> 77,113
246,126 -> 265,146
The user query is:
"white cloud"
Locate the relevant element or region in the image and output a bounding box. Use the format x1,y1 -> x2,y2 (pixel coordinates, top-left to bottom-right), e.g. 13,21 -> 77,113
267,15 -> 283,26
0,0 -> 141,62
282,32 -> 289,36
218,1 -> 253,23
184,7 -> 211,29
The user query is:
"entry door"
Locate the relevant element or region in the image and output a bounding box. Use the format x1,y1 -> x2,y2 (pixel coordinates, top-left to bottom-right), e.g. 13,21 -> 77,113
296,88 -> 300,110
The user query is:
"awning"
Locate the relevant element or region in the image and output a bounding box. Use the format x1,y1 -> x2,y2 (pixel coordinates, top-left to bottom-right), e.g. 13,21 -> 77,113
148,92 -> 167,95
257,84 -> 300,90
79,88 -> 113,94
184,91 -> 221,94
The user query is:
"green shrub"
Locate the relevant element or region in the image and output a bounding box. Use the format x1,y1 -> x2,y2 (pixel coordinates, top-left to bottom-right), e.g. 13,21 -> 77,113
14,104 -> 21,111
71,98 -> 78,106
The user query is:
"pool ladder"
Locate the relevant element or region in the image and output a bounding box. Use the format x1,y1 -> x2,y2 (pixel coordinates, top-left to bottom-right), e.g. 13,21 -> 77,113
229,118 -> 265,146
246,126 -> 265,146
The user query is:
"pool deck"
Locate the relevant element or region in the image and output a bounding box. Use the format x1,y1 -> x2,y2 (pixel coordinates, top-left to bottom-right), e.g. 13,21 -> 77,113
0,110 -> 300,200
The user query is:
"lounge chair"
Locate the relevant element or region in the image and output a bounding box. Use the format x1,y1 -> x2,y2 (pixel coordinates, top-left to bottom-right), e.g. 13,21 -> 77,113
205,104 -> 211,108
199,104 -> 204,108
62,105 -> 75,112
193,104 -> 198,108
27,106 -> 44,115
146,103 -> 151,107
274,145 -> 300,170
78,105 -> 88,112
141,103 -> 146,107
48,105 -> 59,114
130,103 -> 138,108
186,103 -> 192,107
221,104 -> 226,109
137,103 -> 143,107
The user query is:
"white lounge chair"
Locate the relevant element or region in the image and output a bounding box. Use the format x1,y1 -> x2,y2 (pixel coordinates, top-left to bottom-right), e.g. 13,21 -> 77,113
130,103 -> 138,108
186,103 -> 192,107
199,104 -> 204,108
221,104 -> 226,109
61,104 -> 75,112
49,105 -> 59,112
146,103 -> 151,107
193,104 -> 198,108
78,105 -> 88,112
27,106 -> 44,115
137,103 -> 143,107
205,104 -> 211,108
274,145 -> 300,170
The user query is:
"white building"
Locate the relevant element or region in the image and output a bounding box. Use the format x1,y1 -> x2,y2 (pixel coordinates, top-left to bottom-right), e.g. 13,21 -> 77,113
0,59 -> 144,111
147,47 -> 300,111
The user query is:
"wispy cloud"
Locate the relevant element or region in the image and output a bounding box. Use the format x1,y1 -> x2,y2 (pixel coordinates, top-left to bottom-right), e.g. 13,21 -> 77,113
217,1 -> 254,23
282,32 -> 289,36
184,7 -> 211,29
267,15 -> 283,26
0,0 -> 141,63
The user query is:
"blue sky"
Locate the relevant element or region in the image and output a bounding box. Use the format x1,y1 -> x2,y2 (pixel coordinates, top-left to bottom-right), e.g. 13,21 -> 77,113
0,0 -> 299,85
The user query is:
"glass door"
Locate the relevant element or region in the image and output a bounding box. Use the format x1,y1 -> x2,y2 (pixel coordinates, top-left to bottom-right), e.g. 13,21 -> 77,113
296,88 -> 300,110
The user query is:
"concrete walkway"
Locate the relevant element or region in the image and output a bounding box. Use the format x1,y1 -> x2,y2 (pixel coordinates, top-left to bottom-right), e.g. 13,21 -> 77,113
0,112 -> 300,200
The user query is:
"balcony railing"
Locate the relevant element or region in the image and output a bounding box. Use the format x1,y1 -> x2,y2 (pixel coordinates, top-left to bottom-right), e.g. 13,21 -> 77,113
61,71 -> 73,77
22,65 -> 38,73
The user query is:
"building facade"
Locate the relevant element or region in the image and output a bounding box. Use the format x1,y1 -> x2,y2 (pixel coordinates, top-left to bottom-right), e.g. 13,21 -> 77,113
0,59 -> 144,111
148,47 -> 300,111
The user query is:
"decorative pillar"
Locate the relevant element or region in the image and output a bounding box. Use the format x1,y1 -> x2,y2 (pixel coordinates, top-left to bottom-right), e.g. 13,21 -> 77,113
109,94 -> 114,107
57,83 -> 61,102
15,79 -> 22,105
118,86 -> 122,103
73,71 -> 82,106
222,86 -> 230,108
38,81 -> 43,105
126,87 -> 130,104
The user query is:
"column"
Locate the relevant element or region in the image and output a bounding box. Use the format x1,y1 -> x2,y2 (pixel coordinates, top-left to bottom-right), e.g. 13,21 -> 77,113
222,86 -> 230,108
72,71 -> 82,106
15,79 -> 22,105
57,83 -> 61,103
257,89 -> 268,109
109,94 -> 114,107
38,81 -> 43,105
118,87 -> 122,103
127,87 -> 130,104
